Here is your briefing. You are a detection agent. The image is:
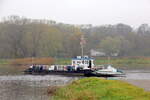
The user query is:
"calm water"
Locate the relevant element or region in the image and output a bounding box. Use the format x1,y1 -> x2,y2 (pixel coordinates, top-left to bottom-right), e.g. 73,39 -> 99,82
0,75 -> 81,100
124,70 -> 150,79
0,70 -> 150,100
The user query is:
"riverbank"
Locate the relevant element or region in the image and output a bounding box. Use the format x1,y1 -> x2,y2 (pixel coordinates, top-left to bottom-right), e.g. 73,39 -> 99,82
1,57 -> 150,75
52,77 -> 150,100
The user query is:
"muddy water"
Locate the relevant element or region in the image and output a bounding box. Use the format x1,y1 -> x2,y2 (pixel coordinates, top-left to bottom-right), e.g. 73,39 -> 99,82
0,75 -> 81,100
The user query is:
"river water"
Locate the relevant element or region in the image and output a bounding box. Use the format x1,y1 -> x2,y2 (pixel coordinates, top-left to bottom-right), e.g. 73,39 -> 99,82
0,70 -> 150,100
0,75 -> 81,100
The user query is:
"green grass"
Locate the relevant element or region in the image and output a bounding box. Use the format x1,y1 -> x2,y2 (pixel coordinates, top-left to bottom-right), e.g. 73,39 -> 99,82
0,59 -> 9,64
52,77 -> 150,100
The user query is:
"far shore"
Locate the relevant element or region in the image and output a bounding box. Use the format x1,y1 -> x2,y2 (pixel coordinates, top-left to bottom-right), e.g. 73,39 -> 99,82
1,57 -> 150,75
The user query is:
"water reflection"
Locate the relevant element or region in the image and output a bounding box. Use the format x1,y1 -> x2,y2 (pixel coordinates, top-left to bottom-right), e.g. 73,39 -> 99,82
0,75 -> 81,100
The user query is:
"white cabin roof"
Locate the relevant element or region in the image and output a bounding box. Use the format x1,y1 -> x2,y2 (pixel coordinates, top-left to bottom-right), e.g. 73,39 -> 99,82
72,56 -> 94,61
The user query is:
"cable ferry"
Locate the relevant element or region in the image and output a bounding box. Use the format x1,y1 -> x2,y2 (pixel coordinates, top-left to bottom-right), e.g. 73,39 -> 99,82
24,56 -> 125,77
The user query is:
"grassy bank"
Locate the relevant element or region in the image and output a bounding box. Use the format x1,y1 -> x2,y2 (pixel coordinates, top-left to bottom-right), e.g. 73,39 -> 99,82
52,77 -> 150,100
0,59 -> 10,65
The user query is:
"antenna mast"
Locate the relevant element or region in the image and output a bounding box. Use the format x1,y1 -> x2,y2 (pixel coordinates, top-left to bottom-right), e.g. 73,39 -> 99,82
80,35 -> 86,57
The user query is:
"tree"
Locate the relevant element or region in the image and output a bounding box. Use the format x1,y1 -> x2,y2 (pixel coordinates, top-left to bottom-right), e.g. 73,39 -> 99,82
98,36 -> 122,56
67,28 -> 83,57
115,23 -> 133,35
137,24 -> 150,35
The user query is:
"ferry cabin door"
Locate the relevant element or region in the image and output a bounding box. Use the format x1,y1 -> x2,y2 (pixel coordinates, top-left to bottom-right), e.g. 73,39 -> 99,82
88,60 -> 92,68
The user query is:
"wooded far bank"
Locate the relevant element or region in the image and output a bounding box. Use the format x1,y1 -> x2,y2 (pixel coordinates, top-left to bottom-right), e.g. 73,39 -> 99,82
0,15 -> 150,58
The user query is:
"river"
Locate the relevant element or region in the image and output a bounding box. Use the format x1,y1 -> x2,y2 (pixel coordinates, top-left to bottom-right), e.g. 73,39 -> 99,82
0,70 -> 150,100
0,75 -> 81,100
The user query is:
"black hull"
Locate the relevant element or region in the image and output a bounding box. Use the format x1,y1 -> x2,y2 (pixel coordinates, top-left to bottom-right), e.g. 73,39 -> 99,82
24,68 -> 125,77
24,69 -> 93,76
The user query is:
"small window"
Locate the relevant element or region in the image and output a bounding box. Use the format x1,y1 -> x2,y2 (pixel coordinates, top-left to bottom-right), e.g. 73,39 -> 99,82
85,60 -> 89,64
82,60 -> 84,64
73,61 -> 75,64
77,61 -> 81,64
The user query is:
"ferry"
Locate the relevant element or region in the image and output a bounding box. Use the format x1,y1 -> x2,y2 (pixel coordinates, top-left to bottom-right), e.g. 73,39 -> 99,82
24,56 -> 125,77
24,56 -> 93,76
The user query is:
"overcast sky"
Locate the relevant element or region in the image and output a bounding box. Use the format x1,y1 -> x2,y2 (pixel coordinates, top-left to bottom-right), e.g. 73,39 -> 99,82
0,0 -> 150,27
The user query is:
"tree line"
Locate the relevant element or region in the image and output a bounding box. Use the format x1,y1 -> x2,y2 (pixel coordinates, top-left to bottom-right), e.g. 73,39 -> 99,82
0,15 -> 150,58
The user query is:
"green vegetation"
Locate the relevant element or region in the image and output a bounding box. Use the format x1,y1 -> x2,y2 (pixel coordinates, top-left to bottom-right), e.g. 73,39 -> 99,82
0,59 -> 9,64
52,77 -> 150,100
0,16 -> 150,58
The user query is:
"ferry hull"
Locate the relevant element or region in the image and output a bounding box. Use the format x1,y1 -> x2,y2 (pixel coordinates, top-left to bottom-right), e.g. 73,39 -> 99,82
24,68 -> 93,76
24,68 -> 125,77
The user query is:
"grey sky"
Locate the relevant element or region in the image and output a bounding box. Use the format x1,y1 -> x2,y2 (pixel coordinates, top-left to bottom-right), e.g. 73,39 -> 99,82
0,0 -> 150,27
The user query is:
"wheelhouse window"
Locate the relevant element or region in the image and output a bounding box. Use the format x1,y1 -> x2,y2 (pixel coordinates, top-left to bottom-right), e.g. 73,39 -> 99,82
73,61 -> 75,64
77,61 -> 81,64
85,60 -> 89,64
82,60 -> 84,64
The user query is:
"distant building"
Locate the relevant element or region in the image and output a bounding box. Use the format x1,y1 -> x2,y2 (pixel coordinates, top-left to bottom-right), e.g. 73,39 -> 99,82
111,53 -> 118,57
90,49 -> 118,57
90,49 -> 106,57
75,24 -> 92,29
